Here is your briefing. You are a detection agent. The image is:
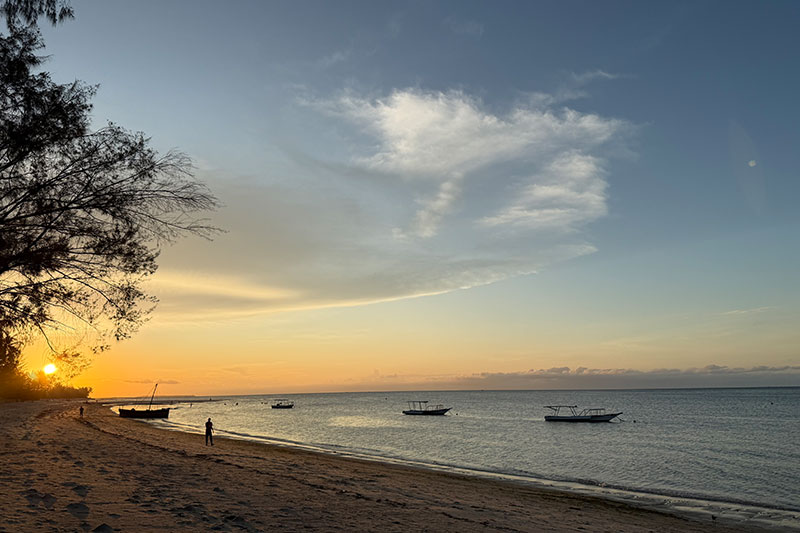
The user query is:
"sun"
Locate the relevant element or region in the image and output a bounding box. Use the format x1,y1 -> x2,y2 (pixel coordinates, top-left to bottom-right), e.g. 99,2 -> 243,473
43,363 -> 57,375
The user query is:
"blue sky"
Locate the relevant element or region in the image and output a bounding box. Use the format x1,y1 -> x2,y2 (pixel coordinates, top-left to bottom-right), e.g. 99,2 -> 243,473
31,0 -> 800,394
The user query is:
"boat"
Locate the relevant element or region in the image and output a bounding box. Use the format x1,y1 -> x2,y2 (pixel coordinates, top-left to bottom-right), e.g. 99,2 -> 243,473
402,400 -> 451,416
544,405 -> 621,422
119,384 -> 170,419
271,399 -> 294,409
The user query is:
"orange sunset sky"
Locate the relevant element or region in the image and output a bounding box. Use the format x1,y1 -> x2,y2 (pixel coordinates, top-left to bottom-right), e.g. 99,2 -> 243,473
22,1 -> 800,396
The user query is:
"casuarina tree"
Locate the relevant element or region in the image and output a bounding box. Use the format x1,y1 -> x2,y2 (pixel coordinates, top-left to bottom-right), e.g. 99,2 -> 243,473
0,1 -> 219,374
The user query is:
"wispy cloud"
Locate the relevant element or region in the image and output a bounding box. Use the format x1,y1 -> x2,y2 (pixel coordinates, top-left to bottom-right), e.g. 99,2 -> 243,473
529,70 -> 622,107
443,16 -> 484,37
721,306 -> 773,316
161,81 -> 629,321
318,48 -> 352,68
479,152 -> 608,230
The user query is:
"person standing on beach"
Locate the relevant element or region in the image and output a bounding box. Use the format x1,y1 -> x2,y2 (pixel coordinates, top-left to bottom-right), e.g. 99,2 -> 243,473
79,406 -> 84,418
205,417 -> 214,446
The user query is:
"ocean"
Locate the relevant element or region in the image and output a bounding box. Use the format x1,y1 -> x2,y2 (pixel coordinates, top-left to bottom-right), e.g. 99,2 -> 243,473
126,387 -> 800,525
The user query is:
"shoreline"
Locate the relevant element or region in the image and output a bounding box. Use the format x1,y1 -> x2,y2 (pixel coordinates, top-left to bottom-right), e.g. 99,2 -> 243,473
143,408 -> 800,527
2,400 -> 795,532
143,407 -> 800,530
129,399 -> 800,527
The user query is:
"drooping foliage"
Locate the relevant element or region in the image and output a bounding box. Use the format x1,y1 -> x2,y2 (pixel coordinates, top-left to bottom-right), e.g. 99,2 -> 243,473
0,1 -> 218,396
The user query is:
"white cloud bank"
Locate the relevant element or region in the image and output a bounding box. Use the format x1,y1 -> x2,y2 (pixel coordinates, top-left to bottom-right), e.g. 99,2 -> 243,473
157,86 -> 630,320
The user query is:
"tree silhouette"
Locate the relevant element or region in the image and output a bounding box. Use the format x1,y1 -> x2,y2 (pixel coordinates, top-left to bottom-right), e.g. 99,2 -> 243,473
0,1 -> 219,376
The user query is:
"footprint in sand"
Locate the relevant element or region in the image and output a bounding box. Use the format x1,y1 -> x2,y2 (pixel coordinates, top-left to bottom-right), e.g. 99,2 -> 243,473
66,502 -> 90,519
72,485 -> 90,497
22,489 -> 56,509
223,514 -> 251,529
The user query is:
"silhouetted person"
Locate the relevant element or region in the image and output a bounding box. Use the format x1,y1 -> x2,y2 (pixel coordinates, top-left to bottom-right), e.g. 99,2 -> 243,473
79,406 -> 84,418
205,417 -> 214,446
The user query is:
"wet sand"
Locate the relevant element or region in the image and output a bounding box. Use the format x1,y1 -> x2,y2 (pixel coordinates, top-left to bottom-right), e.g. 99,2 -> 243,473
0,400 -> 786,532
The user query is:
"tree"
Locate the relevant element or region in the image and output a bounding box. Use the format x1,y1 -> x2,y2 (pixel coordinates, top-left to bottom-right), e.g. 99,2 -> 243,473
0,328 -> 22,378
0,3 -> 218,368
1,0 -> 73,27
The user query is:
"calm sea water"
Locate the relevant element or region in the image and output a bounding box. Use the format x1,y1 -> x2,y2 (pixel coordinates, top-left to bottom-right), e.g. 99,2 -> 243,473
130,388 -> 799,522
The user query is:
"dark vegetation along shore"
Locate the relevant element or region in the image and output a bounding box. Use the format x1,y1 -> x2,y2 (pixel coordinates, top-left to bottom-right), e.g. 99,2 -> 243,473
0,400 -> 786,532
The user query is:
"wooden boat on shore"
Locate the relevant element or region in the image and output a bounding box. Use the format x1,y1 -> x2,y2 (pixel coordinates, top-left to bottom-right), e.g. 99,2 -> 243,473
119,384 -> 170,419
271,399 -> 294,409
544,405 -> 621,423
403,400 -> 451,416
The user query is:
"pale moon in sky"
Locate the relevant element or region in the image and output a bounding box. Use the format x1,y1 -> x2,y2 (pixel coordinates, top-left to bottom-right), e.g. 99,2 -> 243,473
748,160 -> 757,167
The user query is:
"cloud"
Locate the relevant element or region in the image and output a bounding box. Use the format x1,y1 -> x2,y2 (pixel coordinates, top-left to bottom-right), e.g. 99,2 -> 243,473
570,70 -> 619,85
721,306 -> 772,316
318,49 -> 352,68
443,16 -> 484,37
143,270 -> 301,322
161,83 -> 629,321
345,365 -> 800,391
315,88 -> 625,238
454,365 -> 800,388
478,152 -> 608,229
525,70 -> 622,107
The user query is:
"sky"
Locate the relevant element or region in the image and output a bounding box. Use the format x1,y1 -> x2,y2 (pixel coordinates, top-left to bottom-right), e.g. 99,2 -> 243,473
22,0 -> 800,396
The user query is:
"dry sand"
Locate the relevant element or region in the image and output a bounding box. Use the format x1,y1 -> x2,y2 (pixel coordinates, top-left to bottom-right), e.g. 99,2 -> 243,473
0,400 -> 785,532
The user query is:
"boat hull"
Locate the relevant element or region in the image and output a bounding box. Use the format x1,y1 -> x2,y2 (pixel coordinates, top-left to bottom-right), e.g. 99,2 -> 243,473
403,408 -> 451,415
545,412 -> 621,422
119,408 -> 170,419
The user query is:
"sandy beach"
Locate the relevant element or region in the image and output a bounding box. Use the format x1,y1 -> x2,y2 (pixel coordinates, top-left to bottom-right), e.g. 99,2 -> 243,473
0,400 -> 786,532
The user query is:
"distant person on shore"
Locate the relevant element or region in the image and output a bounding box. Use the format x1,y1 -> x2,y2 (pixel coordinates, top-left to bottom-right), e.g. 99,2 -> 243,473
205,417 -> 214,446
79,406 -> 84,418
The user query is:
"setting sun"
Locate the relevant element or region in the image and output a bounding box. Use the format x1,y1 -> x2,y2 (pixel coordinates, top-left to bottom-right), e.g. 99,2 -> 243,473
43,363 -> 56,375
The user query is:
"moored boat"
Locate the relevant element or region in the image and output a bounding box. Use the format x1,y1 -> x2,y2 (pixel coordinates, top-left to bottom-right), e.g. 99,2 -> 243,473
403,400 -> 451,416
271,399 -> 294,409
544,405 -> 621,422
118,407 -> 171,418
119,384 -> 170,419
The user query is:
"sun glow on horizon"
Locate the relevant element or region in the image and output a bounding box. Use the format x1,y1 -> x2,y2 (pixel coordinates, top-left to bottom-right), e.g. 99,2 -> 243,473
43,363 -> 56,375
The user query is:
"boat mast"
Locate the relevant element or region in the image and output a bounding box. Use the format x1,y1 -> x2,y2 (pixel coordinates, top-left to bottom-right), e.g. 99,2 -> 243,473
148,383 -> 158,411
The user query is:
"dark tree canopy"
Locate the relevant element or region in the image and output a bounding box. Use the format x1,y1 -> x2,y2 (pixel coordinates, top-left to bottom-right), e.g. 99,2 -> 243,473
0,5 -> 219,357
0,328 -> 22,377
1,0 -> 73,26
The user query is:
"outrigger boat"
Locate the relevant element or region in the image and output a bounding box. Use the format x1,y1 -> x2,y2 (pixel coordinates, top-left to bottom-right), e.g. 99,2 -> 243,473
544,405 -> 621,422
403,400 -> 451,416
119,384 -> 170,419
271,399 -> 294,409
